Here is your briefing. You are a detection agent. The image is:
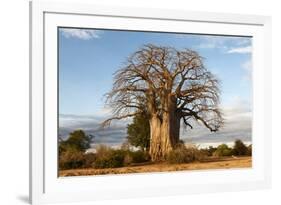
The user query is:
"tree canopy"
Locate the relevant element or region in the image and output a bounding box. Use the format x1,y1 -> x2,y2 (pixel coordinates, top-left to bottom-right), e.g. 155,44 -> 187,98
59,130 -> 94,154
103,44 -> 223,161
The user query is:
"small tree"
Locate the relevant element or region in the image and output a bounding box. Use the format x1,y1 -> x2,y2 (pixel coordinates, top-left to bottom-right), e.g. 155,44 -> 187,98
127,113 -> 150,151
58,130 -> 94,170
59,130 -> 94,154
233,139 -> 248,156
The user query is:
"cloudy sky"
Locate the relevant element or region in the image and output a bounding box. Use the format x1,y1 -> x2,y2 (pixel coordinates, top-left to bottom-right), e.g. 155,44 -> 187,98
58,28 -> 252,146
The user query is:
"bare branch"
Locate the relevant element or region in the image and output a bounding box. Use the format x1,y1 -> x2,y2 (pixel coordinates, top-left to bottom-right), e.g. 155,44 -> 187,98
181,108 -> 223,132
101,112 -> 140,128
183,116 -> 193,129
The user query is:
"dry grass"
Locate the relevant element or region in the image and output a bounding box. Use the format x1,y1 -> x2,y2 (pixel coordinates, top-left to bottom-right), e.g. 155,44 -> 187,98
59,156 -> 252,177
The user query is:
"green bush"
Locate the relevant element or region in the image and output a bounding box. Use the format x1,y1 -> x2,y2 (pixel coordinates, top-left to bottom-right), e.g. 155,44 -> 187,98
213,144 -> 233,157
167,144 -> 205,164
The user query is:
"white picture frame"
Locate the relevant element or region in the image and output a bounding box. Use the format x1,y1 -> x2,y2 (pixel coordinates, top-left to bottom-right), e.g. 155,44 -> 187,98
30,1 -> 272,204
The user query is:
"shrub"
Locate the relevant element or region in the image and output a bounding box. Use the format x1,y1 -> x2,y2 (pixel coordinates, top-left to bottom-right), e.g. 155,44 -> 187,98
200,146 -> 217,156
233,139 -> 248,156
130,150 -> 150,163
93,147 -> 127,169
167,148 -> 188,164
59,149 -> 85,170
95,145 -> 112,159
123,153 -> 134,166
83,153 -> 96,168
92,145 -> 151,168
167,144 -> 205,164
213,144 -> 233,157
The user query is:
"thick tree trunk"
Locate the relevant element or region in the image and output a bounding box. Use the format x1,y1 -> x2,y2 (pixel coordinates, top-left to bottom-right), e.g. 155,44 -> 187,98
160,99 -> 181,154
149,95 -> 181,161
149,114 -> 163,161
162,112 -> 181,147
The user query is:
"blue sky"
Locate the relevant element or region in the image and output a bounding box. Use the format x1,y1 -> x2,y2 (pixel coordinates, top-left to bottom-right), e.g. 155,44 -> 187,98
59,28 -> 252,115
58,28 -> 252,145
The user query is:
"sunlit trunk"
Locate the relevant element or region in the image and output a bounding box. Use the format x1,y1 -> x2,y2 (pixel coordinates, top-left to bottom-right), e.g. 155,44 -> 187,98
149,114 -> 163,161
160,95 -> 181,155
149,95 -> 181,161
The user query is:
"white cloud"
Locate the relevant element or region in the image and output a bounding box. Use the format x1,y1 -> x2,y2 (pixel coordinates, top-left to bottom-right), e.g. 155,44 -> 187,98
61,28 -> 101,40
195,36 -> 252,55
236,38 -> 251,46
195,36 -> 227,49
227,46 -> 252,54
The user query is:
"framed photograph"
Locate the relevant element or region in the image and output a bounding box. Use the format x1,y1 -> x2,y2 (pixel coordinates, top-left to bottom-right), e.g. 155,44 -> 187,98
30,1 -> 271,204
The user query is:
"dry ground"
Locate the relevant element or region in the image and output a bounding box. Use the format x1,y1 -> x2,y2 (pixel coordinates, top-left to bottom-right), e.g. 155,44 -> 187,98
59,156 -> 252,177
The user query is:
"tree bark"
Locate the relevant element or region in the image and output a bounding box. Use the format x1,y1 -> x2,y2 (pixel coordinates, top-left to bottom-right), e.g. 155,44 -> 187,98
149,95 -> 181,161
149,114 -> 163,161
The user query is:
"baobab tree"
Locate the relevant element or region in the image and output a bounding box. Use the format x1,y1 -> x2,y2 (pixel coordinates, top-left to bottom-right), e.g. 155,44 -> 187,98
102,44 -> 223,161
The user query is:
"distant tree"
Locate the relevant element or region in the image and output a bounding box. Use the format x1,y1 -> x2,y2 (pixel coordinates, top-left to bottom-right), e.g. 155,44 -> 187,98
200,146 -> 217,156
59,130 -> 94,155
213,144 -> 233,157
127,112 -> 150,151
247,144 -> 252,156
233,139 -> 248,156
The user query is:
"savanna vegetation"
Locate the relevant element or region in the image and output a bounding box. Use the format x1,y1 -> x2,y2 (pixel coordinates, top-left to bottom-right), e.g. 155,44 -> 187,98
59,128 -> 251,173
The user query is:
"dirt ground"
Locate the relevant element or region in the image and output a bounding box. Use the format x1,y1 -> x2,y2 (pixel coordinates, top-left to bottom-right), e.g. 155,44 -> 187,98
59,156 -> 252,177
